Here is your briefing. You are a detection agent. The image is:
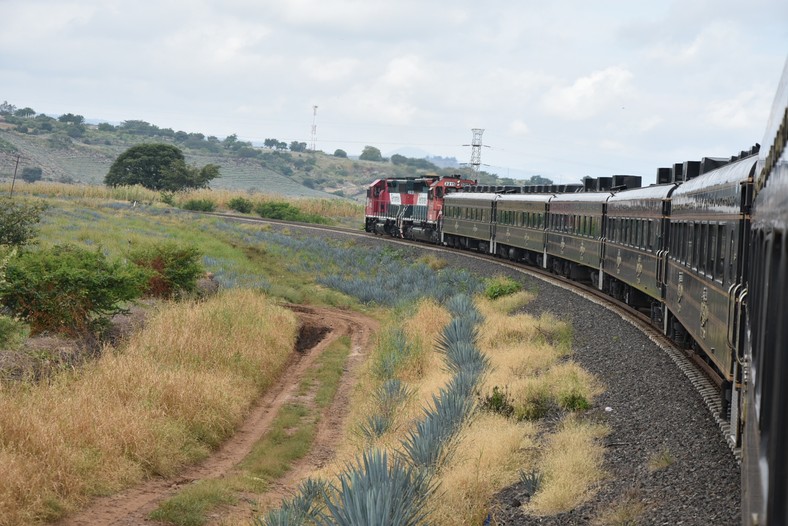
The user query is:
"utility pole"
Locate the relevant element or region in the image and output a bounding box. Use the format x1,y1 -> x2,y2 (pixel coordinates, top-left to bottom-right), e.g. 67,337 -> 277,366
310,105 -> 318,151
10,153 -> 20,198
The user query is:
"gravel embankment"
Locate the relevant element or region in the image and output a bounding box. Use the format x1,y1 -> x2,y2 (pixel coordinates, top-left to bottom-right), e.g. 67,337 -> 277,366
269,225 -> 741,525
425,249 -> 740,526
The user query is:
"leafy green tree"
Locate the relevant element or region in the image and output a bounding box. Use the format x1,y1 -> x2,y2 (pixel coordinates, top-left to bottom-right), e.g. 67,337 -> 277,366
360,145 -> 384,162
525,175 -> 553,185
333,149 -> 347,158
263,138 -> 280,148
0,244 -> 147,335
14,107 -> 35,118
66,124 -> 86,138
289,141 -> 307,152
0,101 -> 16,115
20,167 -> 43,183
58,113 -> 84,125
105,143 -> 220,191
119,120 -> 159,136
97,122 -> 116,132
0,198 -> 46,246
223,134 -> 239,150
390,153 -> 407,165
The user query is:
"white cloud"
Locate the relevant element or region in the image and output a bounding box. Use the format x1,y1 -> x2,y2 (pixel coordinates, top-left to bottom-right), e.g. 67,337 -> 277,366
705,88 -> 773,130
509,120 -> 530,135
1,0 -> 785,184
541,67 -> 634,120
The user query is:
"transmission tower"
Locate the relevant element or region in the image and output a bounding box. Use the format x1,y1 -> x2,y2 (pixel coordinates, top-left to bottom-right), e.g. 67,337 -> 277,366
310,105 -> 318,151
469,128 -> 484,174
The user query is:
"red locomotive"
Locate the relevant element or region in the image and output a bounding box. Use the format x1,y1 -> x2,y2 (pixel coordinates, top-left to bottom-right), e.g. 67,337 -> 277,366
364,175 -> 475,242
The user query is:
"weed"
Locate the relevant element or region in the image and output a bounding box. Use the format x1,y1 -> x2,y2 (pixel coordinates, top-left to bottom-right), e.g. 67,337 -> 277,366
593,489 -> 646,525
484,276 -> 522,300
559,391 -> 591,412
0,315 -> 28,349
648,446 -> 675,471
150,479 -> 236,526
480,386 -> 515,418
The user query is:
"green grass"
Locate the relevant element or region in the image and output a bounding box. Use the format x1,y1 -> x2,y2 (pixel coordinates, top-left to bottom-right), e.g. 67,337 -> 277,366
300,335 -> 352,408
148,479 -> 237,526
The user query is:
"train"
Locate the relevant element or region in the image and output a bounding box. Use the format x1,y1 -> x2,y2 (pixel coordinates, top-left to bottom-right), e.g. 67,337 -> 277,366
363,58 -> 788,526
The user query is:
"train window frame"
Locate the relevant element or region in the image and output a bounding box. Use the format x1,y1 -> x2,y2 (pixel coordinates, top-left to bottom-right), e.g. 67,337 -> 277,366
646,220 -> 653,252
716,225 -> 726,283
699,222 -> 708,275
636,220 -> 643,249
708,223 -> 718,281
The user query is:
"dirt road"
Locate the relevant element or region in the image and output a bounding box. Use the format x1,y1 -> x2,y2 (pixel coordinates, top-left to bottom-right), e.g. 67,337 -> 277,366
58,305 -> 378,526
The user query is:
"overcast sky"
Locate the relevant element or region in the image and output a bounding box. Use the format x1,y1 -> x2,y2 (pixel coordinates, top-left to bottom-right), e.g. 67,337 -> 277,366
2,0 -> 786,184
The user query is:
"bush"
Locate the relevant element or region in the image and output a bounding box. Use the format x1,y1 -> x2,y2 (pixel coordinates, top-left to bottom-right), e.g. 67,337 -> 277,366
254,201 -> 329,224
228,196 -> 253,214
480,385 -> 515,417
0,315 -> 28,349
181,198 -> 216,212
484,276 -> 522,300
20,166 -> 43,183
128,242 -> 203,298
0,245 -> 147,335
0,198 -> 46,246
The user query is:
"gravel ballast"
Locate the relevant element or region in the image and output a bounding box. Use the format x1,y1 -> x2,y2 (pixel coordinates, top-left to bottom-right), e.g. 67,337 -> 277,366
430,250 -> 740,526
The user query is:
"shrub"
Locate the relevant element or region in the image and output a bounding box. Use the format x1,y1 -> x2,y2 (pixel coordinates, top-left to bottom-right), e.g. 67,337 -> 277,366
480,385 -> 514,417
0,244 -> 147,335
254,201 -> 329,224
128,242 -> 203,298
181,198 -> 216,212
228,196 -> 253,214
0,198 -> 46,246
160,192 -> 176,206
0,315 -> 28,348
484,276 -> 522,300
20,166 -> 43,183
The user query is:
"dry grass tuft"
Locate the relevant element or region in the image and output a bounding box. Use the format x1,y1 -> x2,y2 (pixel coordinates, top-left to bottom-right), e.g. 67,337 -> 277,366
647,446 -> 675,472
593,488 -> 647,525
427,413 -> 539,526
0,289 -> 297,525
527,416 -> 610,515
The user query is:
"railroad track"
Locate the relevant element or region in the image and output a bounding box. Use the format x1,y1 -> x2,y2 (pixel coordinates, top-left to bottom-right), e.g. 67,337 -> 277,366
204,211 -> 740,459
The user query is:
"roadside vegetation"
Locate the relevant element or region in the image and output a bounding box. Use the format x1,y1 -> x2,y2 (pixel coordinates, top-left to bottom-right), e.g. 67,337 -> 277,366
0,192 -> 608,525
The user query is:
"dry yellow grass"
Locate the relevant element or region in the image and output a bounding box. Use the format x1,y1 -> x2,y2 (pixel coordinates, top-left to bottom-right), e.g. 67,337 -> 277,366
481,290 -> 535,315
0,181 -> 363,220
0,289 -> 297,526
0,180 -> 159,202
527,416 -> 610,515
175,188 -> 362,218
428,414 -> 539,526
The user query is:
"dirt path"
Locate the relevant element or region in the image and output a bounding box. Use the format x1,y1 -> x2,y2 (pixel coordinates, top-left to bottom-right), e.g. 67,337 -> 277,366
58,305 -> 378,526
